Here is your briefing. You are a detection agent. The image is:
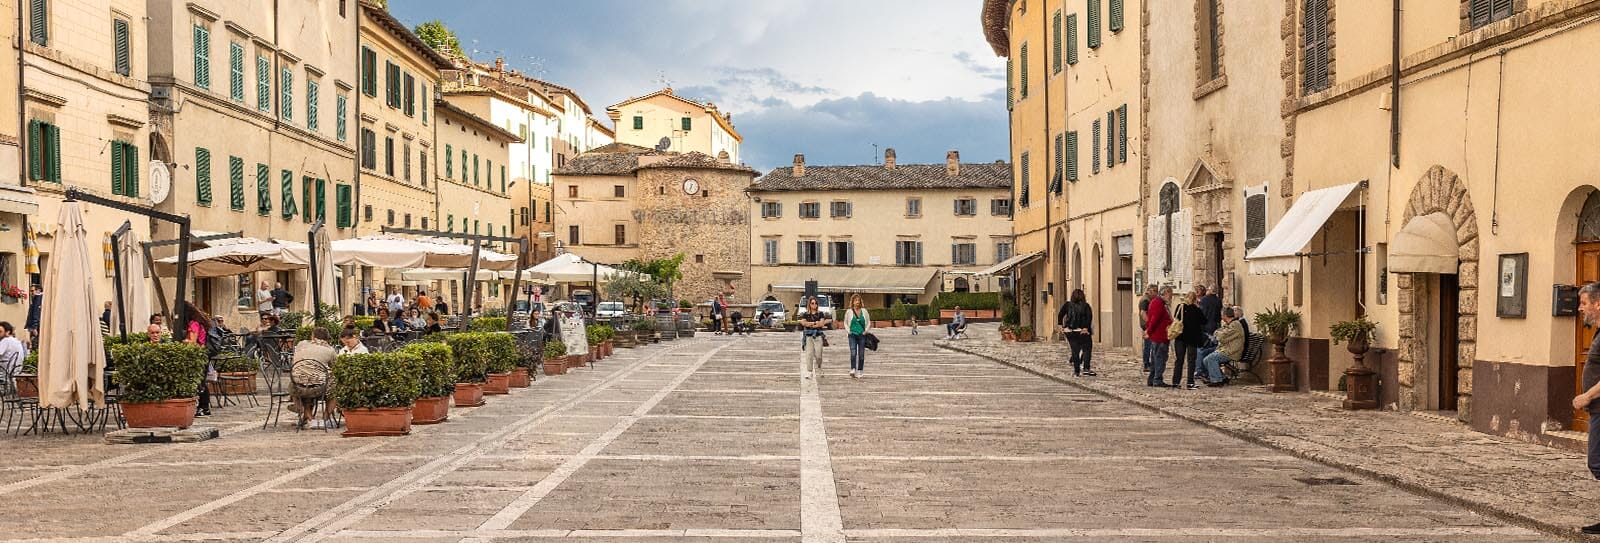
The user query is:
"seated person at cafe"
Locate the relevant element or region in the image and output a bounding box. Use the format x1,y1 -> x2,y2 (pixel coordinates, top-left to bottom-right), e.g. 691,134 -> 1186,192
145,323 -> 163,343
405,309 -> 426,330
387,308 -> 412,332
339,328 -> 370,355
424,312 -> 443,334
371,309 -> 394,334
342,315 -> 357,330
290,328 -> 338,429
1201,307 -> 1246,386
150,313 -> 172,336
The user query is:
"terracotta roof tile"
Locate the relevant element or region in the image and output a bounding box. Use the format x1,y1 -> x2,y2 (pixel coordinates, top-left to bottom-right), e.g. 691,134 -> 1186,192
749,162 -> 1012,193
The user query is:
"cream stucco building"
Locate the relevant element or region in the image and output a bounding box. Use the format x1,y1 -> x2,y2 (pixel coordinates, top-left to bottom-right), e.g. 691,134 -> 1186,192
747,150 -> 1013,310
0,0 -> 31,326
607,88 -> 740,164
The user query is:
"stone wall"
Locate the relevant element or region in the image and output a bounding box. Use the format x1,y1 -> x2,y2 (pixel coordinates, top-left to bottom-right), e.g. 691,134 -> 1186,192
633,166 -> 754,304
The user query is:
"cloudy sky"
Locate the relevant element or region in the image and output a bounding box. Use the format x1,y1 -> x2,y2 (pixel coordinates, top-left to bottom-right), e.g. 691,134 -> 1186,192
386,0 -> 1008,171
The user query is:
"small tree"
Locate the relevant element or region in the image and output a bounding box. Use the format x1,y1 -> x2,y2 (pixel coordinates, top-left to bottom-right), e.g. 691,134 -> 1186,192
606,262 -> 665,313
414,20 -> 461,55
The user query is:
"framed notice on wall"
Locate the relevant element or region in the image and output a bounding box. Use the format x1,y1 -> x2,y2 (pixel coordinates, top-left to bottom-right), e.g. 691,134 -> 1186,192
1497,253 -> 1529,318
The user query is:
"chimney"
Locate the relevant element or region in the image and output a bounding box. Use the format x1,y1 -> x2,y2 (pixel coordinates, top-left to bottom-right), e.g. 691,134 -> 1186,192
946,150 -> 961,176
884,148 -> 896,170
494,57 -> 505,73
793,154 -> 806,177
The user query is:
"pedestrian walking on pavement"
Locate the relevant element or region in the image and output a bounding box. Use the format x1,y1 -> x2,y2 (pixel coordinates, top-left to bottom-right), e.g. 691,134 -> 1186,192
25,284 -> 42,350
1138,285 -> 1157,372
798,296 -> 832,380
844,294 -> 871,378
1172,292 -> 1207,390
1144,286 -> 1173,387
1572,282 -> 1600,534
1059,288 -> 1095,376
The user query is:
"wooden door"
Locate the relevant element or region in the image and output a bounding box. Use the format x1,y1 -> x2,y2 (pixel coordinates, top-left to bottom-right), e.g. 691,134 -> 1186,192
1574,243 -> 1600,430
1439,273 -> 1460,412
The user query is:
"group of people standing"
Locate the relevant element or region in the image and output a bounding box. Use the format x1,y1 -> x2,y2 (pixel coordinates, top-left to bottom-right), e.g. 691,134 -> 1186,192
1140,284 -> 1249,389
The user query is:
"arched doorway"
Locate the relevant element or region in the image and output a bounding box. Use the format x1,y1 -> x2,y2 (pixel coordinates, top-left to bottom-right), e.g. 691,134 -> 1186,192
1054,228 -> 1069,321
1395,166 -> 1479,420
1092,242 -> 1103,343
953,277 -> 970,292
1071,244 -> 1083,294
1566,188 -> 1600,430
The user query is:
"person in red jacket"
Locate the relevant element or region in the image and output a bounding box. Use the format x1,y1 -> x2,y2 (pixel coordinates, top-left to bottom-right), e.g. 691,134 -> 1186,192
1144,285 -> 1173,387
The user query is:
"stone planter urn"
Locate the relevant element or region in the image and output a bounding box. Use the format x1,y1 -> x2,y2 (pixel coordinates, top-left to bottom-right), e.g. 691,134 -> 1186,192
411,396 -> 450,425
484,372 -> 511,395
1342,336 -> 1378,410
343,406 -> 413,437
453,382 -> 485,407
1267,332 -> 1295,393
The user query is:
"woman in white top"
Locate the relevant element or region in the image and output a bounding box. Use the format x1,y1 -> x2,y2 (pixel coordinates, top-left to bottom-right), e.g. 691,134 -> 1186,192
843,294 -> 871,379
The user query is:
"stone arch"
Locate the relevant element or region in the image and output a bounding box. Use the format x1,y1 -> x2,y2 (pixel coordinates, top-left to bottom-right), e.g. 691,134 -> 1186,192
1396,165 -> 1480,420
1071,243 -> 1083,293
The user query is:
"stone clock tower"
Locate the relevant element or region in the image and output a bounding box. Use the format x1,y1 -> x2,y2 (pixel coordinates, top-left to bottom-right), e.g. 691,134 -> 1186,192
633,153 -> 758,304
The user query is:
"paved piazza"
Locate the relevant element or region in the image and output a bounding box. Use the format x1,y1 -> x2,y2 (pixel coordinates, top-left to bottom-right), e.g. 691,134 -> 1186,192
1,327 -> 1545,542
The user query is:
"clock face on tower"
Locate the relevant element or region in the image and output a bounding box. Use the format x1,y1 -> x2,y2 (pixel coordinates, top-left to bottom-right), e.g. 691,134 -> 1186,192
682,178 -> 700,195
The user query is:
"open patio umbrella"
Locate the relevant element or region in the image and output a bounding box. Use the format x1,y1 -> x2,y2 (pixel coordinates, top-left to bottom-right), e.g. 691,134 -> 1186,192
112,230 -> 152,338
152,237 -> 305,278
402,268 -> 506,282
521,253 -> 639,284
36,201 -> 104,410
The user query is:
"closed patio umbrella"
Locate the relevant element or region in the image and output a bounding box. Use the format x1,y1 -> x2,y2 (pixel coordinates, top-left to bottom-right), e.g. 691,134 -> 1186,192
112,230 -> 152,338
37,201 -> 104,410
310,226 -> 340,318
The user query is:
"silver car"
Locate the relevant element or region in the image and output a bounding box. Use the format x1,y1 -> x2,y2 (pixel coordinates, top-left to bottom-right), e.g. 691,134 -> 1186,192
596,301 -> 626,318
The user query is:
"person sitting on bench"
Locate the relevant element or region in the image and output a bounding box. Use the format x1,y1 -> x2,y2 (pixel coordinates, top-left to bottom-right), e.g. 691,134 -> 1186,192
1201,307 -> 1245,386
945,306 -> 967,339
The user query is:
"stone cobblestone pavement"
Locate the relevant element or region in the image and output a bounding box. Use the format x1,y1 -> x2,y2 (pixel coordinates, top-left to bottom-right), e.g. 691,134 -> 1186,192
940,323 -> 1593,541
0,326 -> 1550,542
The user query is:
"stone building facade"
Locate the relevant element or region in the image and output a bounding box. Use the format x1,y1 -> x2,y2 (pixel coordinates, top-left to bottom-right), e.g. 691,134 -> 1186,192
0,0 -> 32,326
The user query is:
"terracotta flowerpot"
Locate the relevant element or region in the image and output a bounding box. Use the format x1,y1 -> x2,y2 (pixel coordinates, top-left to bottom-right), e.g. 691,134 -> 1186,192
453,382 -> 485,407
15,375 -> 38,399
509,368 -> 531,388
604,341 -> 614,356
412,396 -> 450,425
342,406 -> 413,437
123,397 -> 199,429
588,346 -> 599,363
207,372 -> 258,395
1001,330 -> 1016,341
543,357 -> 566,375
484,372 -> 511,394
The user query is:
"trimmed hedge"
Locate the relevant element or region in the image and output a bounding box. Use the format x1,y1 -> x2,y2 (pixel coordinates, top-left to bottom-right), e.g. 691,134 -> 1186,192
469,317 -> 508,332
112,342 -> 207,403
213,356 -> 259,373
296,321 -> 343,342
400,342 -> 456,398
332,352 -> 422,409
444,333 -> 491,383
931,292 -> 1001,311
482,333 -> 517,374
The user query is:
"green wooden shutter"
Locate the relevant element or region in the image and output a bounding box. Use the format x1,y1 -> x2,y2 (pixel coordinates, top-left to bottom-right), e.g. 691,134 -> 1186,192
445,144 -> 452,177
360,47 -> 374,96
256,163 -> 271,215
193,24 -> 210,89
1117,104 -> 1128,164
195,148 -> 212,205
1091,119 -> 1102,173
336,95 -> 347,142
1066,14 -> 1079,65
301,176 -> 311,222
460,150 -> 467,181
315,178 -> 326,222
1052,11 -> 1063,74
1066,131 -> 1079,182
1088,0 -> 1102,49
125,143 -> 139,196
111,141 -> 124,196
1019,153 -> 1030,207
26,120 -> 40,181
229,42 -> 244,101
1052,133 -> 1063,194
28,0 -> 45,46
281,169 -> 296,219
1106,110 -> 1116,170
280,68 -> 293,122
336,184 -> 352,227
1019,43 -> 1029,99
1110,0 -> 1125,32
632,116 -> 643,130
500,165 -> 506,192
256,55 -> 270,111
228,156 -> 244,210
114,20 -> 131,76
681,117 -> 691,131
1005,58 -> 1013,110
473,154 -> 480,186
307,79 -> 319,131
47,123 -> 60,182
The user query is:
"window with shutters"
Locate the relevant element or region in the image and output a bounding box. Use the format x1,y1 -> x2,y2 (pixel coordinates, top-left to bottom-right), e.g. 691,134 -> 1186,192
1006,58 -> 1014,110
110,141 -> 138,197
799,202 -> 821,219
256,55 -> 270,112
1052,11 -> 1063,74
954,198 -> 978,216
613,185 -> 625,198
194,147 -> 213,205
1066,14 -> 1079,65
402,142 -> 411,182
501,166 -> 507,192
366,205 -> 373,222
28,0 -> 46,46
227,42 -> 244,101
385,61 -> 400,108
1066,131 -> 1079,183
681,117 -> 691,131
444,145 -> 456,178
336,184 -> 353,228
26,120 -> 61,182
336,95 -> 347,142
1091,119 -> 1102,174
568,225 -> 579,245
114,19 -> 131,77
445,214 -> 452,231
306,79 -> 319,131
386,209 -> 394,226
614,224 -> 626,245
632,116 -> 643,130
193,24 -> 210,89
763,239 -> 779,265
421,83 -> 429,124
460,150 -> 468,181
360,46 -> 376,96
384,136 -> 394,177
1019,153 -> 1031,207
952,242 -> 977,266
1245,193 -> 1267,250
991,198 -> 1013,216
420,152 -> 428,187
403,72 -> 415,117
996,241 -> 1015,263
1019,43 -> 1029,99
797,241 -> 821,265
1053,133 -> 1064,193
473,154 -> 479,185
830,201 -> 852,219
894,240 -> 923,266
1198,0 -> 1221,81
280,170 -> 296,219
280,68 -> 293,122
1087,0 -> 1102,49
315,178 -> 326,222
1301,0 -> 1330,93
256,164 -> 270,216
1468,0 -> 1514,30
1110,0 -> 1125,32
404,213 -> 411,228
828,241 -> 854,265
906,198 -> 922,217
1117,104 -> 1129,163
228,156 -> 245,211
568,185 -> 578,198
1106,109 -> 1117,170
301,176 -> 312,222
359,128 -> 375,169
760,201 -> 781,218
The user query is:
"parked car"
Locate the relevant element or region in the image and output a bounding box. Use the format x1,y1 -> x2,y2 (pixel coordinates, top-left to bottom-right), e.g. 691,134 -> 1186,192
596,301 -> 626,318
795,296 -> 834,318
571,289 -> 596,312
757,300 -> 787,322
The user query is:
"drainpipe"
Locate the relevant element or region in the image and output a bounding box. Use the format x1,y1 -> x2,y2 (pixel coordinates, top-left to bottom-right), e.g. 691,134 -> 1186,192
16,0 -> 26,189
1390,0 -> 1401,168
1040,2 -> 1053,332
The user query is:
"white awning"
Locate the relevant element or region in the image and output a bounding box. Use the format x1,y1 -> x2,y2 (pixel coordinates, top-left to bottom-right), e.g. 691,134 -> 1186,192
973,251 -> 1044,277
1245,182 -> 1362,275
772,267 -> 938,294
0,185 -> 38,215
1389,212 -> 1459,274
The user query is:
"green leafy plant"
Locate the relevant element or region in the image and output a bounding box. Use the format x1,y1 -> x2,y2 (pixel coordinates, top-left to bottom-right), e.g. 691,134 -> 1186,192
1255,305 -> 1303,338
413,20 -> 461,54
1015,325 -> 1034,337
103,333 -> 160,351
679,299 -> 693,309
469,317 -> 508,332
213,356 -> 259,373
593,325 -> 614,342
634,318 -> 657,331
111,342 -> 207,403
543,339 -> 568,360
296,321 -> 343,342
1329,317 -> 1378,345
482,333 -> 517,374
400,342 -> 456,398
480,306 -> 508,318
587,327 -> 605,346
353,316 -> 377,330
22,351 -> 37,373
444,333 -> 491,383
332,352 -> 423,410
931,292 -> 1002,311
279,311 -> 307,330
1001,304 -> 1021,326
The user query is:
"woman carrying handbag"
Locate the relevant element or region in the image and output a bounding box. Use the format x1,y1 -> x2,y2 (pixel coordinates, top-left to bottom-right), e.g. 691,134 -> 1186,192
844,295 -> 871,379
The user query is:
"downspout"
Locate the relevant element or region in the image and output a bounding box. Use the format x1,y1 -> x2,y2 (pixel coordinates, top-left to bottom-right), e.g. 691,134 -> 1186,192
1389,0 -> 1400,169
16,0 -> 25,189
1040,2 -> 1052,330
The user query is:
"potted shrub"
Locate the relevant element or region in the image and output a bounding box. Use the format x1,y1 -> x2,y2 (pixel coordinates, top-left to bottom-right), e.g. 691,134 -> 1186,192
510,336 -> 537,388
1015,325 -> 1036,342
999,323 -> 1016,341
635,318 -> 658,343
469,317 -> 508,332
334,352 -> 423,437
1329,317 -> 1377,353
112,342 -> 207,429
206,355 -> 260,395
480,333 -> 516,395
1331,316 -> 1380,409
401,343 -> 454,424
16,351 -> 38,399
1255,305 -> 1304,393
445,333 -> 489,407
543,339 -> 569,376
592,325 -> 615,357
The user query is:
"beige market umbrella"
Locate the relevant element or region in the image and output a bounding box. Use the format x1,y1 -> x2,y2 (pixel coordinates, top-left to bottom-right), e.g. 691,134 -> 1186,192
36,201 -> 105,410
152,237 -> 304,278
112,230 -> 152,337
311,226 -> 340,317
